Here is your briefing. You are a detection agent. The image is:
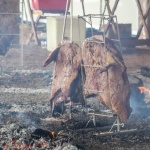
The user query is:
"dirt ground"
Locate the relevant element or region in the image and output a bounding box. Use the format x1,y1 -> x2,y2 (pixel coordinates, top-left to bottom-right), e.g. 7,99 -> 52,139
1,27 -> 150,149
1,40 -> 150,75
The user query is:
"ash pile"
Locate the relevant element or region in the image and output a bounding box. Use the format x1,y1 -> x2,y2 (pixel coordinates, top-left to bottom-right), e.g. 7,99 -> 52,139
0,0 -> 19,55
0,69 -> 52,102
1,101 -> 150,150
0,69 -> 83,149
0,103 -> 78,150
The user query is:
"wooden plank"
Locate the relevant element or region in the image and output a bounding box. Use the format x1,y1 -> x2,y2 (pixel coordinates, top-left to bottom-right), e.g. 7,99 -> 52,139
120,38 -> 150,47
95,129 -> 150,137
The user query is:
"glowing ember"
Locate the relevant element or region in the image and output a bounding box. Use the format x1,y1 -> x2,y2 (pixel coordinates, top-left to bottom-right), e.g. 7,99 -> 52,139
138,86 -> 150,95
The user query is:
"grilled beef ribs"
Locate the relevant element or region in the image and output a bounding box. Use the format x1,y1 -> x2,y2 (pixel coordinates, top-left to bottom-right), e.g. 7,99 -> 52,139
43,41 -> 84,116
43,36 -> 131,122
82,35 -> 132,122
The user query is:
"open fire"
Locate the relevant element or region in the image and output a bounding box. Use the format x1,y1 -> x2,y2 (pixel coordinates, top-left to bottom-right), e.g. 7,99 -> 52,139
138,86 -> 150,95
0,123 -> 75,149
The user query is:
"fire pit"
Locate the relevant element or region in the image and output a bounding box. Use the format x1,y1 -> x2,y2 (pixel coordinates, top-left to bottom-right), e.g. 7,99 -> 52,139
1,37 -> 150,149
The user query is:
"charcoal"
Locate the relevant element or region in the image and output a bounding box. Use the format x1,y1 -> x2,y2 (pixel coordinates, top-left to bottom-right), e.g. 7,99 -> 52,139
31,128 -> 55,140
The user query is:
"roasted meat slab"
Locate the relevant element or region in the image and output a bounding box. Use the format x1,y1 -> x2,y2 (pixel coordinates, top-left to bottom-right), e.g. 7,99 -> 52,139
43,41 -> 84,116
82,35 -> 132,122
43,36 -> 132,122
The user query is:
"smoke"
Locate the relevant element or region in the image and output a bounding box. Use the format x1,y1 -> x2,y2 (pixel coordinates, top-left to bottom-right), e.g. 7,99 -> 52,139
17,112 -> 37,126
130,86 -> 145,113
0,102 -> 52,136
128,75 -> 144,113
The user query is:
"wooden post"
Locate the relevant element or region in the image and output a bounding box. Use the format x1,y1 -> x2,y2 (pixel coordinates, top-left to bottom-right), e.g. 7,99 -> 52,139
70,0 -> 73,42
104,0 -> 120,34
112,0 -> 120,14
136,0 -> 150,39
80,0 -> 85,16
136,3 -> 150,38
26,15 -> 41,45
137,0 -> 150,39
26,0 -> 39,45
62,0 -> 70,41
106,0 -> 112,15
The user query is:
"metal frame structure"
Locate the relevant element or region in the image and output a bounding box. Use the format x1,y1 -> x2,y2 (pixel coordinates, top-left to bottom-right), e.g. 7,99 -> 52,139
77,2 -> 123,132
0,0 -> 24,71
27,0 -> 150,47
60,0 -> 124,132
77,1 -> 137,134
136,0 -> 150,39
27,0 -> 71,46
80,33 -> 122,132
40,0 -> 138,134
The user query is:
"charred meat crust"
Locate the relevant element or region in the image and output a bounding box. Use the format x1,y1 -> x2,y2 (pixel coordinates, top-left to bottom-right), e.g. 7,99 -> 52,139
43,37 -> 132,122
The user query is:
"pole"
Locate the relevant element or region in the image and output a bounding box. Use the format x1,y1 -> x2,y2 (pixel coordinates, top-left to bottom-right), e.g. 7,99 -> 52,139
80,0 -> 85,16
21,0 -> 24,66
70,0 -> 73,42
100,0 -> 102,14
26,0 -> 39,45
62,0 -> 70,41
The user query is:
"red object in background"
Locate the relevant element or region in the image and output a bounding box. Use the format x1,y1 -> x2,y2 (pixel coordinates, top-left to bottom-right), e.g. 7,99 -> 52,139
32,0 -> 70,13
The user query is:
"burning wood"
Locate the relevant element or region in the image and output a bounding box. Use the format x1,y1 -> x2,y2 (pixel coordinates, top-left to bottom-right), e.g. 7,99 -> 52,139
43,35 -> 132,122
31,128 -> 56,140
0,123 -> 75,149
1,101 -> 150,149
